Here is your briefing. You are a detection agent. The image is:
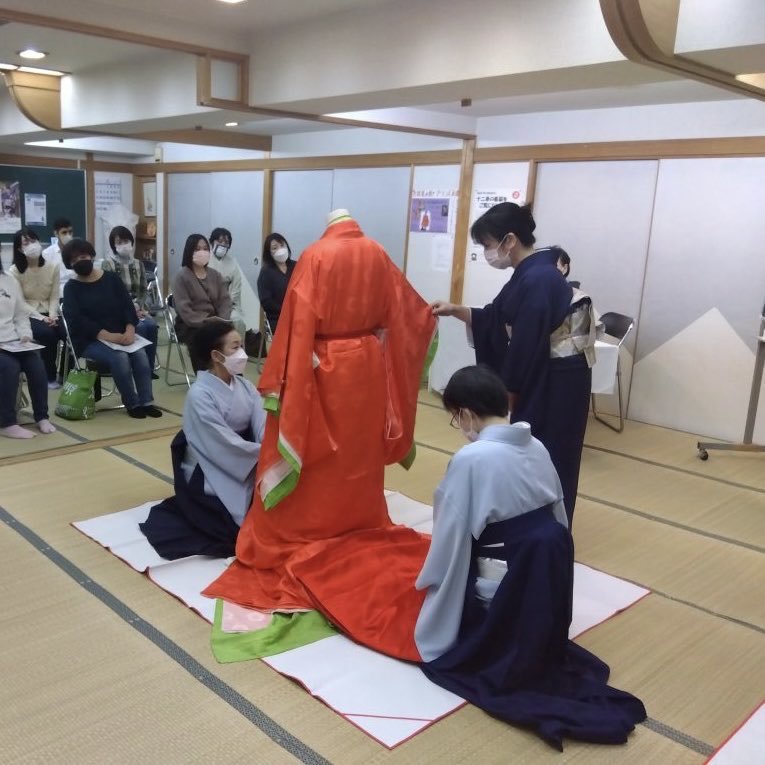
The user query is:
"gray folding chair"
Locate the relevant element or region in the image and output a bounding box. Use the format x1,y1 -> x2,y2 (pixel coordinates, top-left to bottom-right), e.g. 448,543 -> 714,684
591,311 -> 634,433
59,311 -> 124,410
256,311 -> 274,373
162,292 -> 193,388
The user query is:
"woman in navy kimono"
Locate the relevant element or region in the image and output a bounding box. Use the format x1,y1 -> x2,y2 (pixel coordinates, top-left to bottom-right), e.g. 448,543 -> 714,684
418,366 -> 645,749
140,320 -> 265,558
432,203 -> 594,524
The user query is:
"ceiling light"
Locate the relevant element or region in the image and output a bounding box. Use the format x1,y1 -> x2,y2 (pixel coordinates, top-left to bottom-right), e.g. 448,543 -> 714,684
17,65 -> 67,76
217,0 -> 248,4
18,49 -> 47,60
225,121 -> 239,127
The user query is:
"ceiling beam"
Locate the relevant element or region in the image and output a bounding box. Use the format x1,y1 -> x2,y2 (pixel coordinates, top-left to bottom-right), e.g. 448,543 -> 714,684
600,0 -> 765,102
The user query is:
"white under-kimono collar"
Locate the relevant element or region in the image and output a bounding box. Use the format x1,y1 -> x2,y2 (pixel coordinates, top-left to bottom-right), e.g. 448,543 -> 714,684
477,422 -> 532,446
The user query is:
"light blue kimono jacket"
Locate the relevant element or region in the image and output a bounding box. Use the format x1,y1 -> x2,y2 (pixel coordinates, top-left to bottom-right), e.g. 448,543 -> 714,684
182,370 -> 266,525
414,422 -> 568,662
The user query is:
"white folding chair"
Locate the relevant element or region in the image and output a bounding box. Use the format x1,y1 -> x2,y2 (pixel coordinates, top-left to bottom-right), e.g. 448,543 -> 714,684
591,311 -> 634,433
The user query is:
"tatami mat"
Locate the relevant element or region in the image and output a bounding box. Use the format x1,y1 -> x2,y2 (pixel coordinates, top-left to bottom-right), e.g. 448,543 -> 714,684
1,385 -> 763,763
0,522 -> 300,765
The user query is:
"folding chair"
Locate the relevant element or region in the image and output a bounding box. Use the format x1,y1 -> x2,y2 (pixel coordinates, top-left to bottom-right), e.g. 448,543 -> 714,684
143,260 -> 163,316
256,311 -> 274,373
59,311 -> 124,411
591,311 -> 634,433
15,375 -> 33,424
162,292 -> 193,388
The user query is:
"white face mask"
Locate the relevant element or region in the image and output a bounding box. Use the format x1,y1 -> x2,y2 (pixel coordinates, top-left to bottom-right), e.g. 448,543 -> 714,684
23,241 -> 42,260
115,243 -> 134,260
272,247 -> 289,263
459,410 -> 479,443
483,234 -> 514,270
57,233 -> 73,246
216,347 -> 248,376
192,250 -> 211,267
213,243 -> 229,259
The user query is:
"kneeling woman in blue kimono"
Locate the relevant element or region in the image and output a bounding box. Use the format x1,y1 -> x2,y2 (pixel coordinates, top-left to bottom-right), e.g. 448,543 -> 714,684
419,366 -> 645,748
140,320 -> 265,558
290,365 -> 645,749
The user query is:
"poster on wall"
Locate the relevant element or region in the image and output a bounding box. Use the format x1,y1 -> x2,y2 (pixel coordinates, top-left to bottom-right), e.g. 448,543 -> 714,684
95,177 -> 123,214
143,181 -> 157,217
409,188 -> 458,236
0,180 -> 22,233
24,193 -> 47,226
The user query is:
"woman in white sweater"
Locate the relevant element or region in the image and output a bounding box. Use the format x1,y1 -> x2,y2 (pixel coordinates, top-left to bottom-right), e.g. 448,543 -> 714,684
0,257 -> 56,439
10,227 -> 67,387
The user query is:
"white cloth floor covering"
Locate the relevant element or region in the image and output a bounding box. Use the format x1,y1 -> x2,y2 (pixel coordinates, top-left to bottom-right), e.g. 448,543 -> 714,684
74,491 -> 649,749
705,703 -> 764,765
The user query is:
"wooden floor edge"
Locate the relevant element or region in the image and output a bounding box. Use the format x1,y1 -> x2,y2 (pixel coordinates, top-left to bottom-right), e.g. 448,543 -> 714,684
0,426 -> 179,467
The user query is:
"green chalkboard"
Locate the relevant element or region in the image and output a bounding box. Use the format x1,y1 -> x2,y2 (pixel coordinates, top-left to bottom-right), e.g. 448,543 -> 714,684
0,165 -> 86,247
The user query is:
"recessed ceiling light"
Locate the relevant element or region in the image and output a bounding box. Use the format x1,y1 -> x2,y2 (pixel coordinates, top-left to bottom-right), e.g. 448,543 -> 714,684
18,49 -> 47,60
225,121 -> 239,127
217,0 -> 247,4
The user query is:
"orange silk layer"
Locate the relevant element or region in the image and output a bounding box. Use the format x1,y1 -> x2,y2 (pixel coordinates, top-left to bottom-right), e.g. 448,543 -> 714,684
204,220 -> 436,613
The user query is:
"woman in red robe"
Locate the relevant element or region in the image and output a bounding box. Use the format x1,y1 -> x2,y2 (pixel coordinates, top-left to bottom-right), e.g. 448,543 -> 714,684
205,212 -> 436,611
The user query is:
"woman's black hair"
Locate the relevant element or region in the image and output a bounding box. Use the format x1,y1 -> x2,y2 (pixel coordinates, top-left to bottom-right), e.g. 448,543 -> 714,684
551,245 -> 570,277
210,227 -> 232,247
261,232 -> 291,270
442,365 -> 509,419
108,225 -> 134,254
12,227 -> 43,273
181,234 -> 210,268
470,202 -> 536,248
189,318 -> 236,371
61,238 -> 97,270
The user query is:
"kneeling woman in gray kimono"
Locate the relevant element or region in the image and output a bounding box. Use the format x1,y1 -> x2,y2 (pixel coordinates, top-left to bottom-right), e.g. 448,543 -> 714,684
141,320 -> 265,558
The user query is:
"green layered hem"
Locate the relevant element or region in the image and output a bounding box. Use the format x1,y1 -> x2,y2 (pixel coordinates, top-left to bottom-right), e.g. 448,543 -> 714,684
211,600 -> 337,663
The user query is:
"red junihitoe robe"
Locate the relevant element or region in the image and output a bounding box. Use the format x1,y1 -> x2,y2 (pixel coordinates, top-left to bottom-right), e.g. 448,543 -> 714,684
204,219 -> 436,614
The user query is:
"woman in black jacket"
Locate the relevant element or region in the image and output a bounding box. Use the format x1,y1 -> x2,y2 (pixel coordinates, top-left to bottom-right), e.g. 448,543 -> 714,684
256,233 -> 295,333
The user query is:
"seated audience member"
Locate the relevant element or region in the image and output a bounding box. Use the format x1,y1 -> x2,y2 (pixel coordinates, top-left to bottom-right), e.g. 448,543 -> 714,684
256,232 -> 295,333
62,238 -> 161,419
171,234 -> 232,367
10,227 -> 66,388
552,245 -> 580,288
42,217 -> 75,298
416,365 -> 646,747
207,226 -> 246,337
102,225 -> 159,374
140,320 -> 265,559
0,258 -> 56,438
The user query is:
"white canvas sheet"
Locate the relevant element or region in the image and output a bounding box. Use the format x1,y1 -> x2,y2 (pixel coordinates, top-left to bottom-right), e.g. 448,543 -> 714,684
706,703 -> 764,765
74,491 -> 649,748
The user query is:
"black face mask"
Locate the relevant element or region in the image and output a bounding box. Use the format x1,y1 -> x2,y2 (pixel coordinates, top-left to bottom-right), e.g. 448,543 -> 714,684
72,259 -> 94,277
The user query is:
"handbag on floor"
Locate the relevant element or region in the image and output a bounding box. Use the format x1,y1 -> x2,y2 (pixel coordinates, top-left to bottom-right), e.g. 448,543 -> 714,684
55,369 -> 98,420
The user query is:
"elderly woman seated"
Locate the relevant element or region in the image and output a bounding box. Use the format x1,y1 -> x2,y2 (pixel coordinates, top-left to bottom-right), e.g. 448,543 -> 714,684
140,319 -> 265,559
